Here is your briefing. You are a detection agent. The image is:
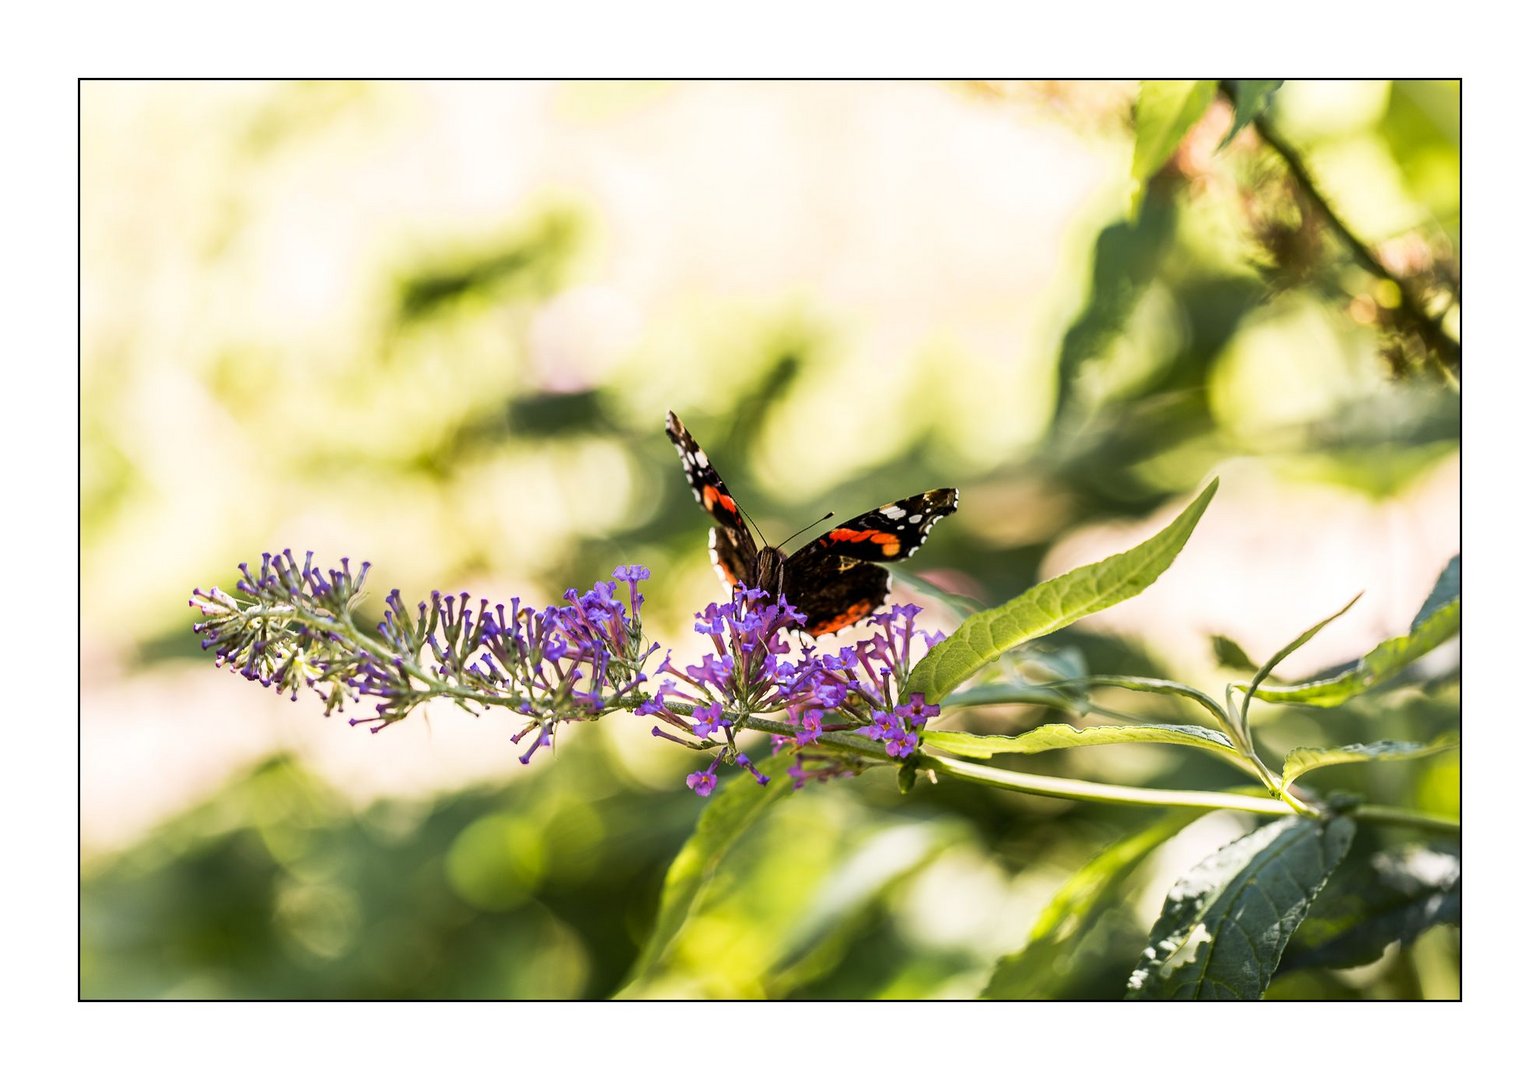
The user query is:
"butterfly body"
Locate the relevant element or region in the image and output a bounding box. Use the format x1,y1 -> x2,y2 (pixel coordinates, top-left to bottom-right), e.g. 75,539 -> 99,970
666,410 -> 958,636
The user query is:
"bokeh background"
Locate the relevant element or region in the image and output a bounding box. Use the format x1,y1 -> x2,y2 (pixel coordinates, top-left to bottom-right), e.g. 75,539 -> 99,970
80,80 -> 1459,1000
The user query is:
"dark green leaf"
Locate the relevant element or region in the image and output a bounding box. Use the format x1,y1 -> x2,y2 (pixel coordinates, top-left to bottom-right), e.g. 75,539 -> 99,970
985,809 -> 1206,999
907,481 -> 1218,704
1412,555 -> 1460,631
1283,734 -> 1459,787
1218,79 -> 1283,149
1280,845 -> 1459,973
1253,596 -> 1459,708
620,755 -> 791,991
1211,633 -> 1257,671
1126,815 -> 1356,1000
924,723 -> 1238,762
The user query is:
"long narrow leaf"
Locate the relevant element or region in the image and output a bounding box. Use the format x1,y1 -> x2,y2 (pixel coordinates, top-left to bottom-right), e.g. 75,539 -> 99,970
985,809 -> 1206,999
1239,592 -> 1362,726
620,756 -> 791,993
1254,597 -> 1459,708
907,481 -> 1218,704
1283,734 -> 1459,787
924,723 -> 1239,762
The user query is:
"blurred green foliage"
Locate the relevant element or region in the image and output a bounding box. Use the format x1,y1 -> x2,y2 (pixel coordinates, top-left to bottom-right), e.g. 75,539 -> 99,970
82,80 -> 1458,999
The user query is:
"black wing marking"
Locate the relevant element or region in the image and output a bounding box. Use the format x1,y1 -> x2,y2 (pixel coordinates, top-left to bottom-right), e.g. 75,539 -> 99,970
665,411 -> 755,538
783,550 -> 892,637
709,525 -> 758,594
801,488 -> 959,562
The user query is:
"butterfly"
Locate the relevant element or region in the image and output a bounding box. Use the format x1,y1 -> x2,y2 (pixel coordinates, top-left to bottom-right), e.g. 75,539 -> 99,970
666,410 -> 959,636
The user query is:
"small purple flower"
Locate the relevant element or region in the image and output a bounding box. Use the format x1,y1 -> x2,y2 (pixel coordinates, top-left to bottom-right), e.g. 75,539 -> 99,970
691,701 -> 727,737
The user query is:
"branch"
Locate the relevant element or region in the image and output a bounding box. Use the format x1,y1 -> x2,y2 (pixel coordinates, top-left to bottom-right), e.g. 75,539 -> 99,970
1229,86 -> 1461,379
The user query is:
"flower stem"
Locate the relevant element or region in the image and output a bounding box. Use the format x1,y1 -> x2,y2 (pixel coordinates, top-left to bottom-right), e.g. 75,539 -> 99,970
916,752 -> 1299,816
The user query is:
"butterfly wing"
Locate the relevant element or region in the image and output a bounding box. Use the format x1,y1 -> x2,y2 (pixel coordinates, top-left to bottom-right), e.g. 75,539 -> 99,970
802,489 -> 959,562
782,551 -> 892,636
667,411 -> 759,592
709,525 -> 758,593
784,488 -> 959,636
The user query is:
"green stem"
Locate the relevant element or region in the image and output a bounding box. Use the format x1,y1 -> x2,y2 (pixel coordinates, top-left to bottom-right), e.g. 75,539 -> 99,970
1352,803 -> 1461,835
917,752 -> 1298,816
743,717 -> 1457,833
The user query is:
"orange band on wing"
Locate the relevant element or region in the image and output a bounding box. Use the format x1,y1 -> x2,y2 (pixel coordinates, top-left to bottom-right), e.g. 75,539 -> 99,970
824,528 -> 902,557
803,598 -> 876,636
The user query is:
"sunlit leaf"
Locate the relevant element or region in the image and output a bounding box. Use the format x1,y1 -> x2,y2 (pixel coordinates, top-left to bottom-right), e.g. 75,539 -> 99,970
1253,597 -> 1459,708
1127,815 -> 1355,1000
767,820 -> 962,995
985,809 -> 1205,999
924,723 -> 1238,761
1239,593 -> 1361,723
1131,80 -> 1218,210
1218,79 -> 1283,149
1280,845 -> 1460,974
906,480 -> 1217,704
620,756 -> 792,992
1282,734 -> 1459,787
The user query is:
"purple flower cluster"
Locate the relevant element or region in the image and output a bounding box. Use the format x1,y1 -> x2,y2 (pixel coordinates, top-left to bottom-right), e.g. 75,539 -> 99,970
191,552 -> 657,761
193,553 -> 950,796
190,550 -> 373,708
636,589 -> 945,795
774,604 -> 942,787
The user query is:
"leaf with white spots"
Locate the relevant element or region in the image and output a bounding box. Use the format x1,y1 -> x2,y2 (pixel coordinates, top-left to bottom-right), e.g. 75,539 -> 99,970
1126,815 -> 1355,1000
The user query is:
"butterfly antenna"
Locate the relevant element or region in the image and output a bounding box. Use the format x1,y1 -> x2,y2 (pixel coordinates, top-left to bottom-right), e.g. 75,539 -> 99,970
776,511 -> 835,550
737,502 -> 770,549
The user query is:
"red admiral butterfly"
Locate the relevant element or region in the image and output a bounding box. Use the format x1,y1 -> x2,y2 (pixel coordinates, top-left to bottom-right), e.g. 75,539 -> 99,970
666,410 -> 959,636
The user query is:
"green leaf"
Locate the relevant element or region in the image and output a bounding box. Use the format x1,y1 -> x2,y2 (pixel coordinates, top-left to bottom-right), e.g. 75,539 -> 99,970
924,722 -> 1238,762
907,480 -> 1218,704
620,755 -> 792,991
1252,596 -> 1460,708
1126,815 -> 1356,1000
1282,734 -> 1459,787
1131,80 -> 1218,210
1239,593 -> 1361,725
1210,633 -> 1257,671
1069,674 -> 1232,728
1280,845 -> 1460,974
985,808 -> 1206,999
1412,555 -> 1460,631
767,820 -> 962,996
1218,79 -> 1283,149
